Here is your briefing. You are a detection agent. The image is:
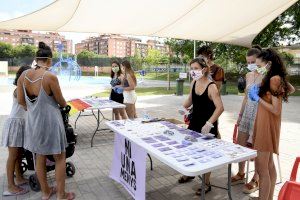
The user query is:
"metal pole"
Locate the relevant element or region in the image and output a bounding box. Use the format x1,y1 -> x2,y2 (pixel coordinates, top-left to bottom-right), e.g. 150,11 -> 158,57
227,164 -> 233,200
167,64 -> 170,90
194,40 -> 196,58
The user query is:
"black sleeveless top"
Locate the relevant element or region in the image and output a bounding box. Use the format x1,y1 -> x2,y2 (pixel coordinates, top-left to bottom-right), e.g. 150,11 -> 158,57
188,81 -> 218,137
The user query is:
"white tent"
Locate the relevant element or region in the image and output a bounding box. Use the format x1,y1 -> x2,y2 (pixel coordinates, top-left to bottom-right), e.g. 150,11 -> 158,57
0,0 -> 297,47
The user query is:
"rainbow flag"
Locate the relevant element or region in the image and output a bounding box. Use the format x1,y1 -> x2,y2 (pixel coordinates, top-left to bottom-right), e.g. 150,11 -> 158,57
67,99 -> 91,116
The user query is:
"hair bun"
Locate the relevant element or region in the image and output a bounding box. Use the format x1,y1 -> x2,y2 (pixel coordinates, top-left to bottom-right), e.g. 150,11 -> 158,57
38,42 -> 46,49
252,45 -> 262,51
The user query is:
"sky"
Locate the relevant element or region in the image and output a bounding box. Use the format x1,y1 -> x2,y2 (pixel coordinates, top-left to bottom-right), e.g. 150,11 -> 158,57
0,0 -> 159,52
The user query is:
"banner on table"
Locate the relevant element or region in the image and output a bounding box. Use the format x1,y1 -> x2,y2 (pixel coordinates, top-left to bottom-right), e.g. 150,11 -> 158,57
67,99 -> 91,116
110,133 -> 147,200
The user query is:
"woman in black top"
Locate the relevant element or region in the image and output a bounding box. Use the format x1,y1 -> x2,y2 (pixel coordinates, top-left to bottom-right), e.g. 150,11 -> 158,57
110,61 -> 128,120
178,56 -> 224,195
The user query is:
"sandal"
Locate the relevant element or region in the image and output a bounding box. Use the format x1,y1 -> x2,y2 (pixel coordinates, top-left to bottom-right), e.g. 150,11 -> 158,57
42,186 -> 57,200
178,175 -> 195,183
3,187 -> 29,196
243,179 -> 259,194
57,192 -> 76,200
248,197 -> 259,200
16,179 -> 29,186
231,172 -> 245,185
195,183 -> 212,195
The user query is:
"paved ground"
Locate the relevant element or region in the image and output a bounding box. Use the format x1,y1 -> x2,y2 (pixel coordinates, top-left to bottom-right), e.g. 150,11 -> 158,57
0,94 -> 299,200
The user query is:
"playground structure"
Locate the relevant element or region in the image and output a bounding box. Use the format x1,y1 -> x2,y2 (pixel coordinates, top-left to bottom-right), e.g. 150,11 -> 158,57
51,43 -> 81,81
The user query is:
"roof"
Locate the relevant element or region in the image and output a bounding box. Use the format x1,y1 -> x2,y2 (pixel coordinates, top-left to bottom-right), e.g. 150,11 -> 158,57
0,0 -> 297,47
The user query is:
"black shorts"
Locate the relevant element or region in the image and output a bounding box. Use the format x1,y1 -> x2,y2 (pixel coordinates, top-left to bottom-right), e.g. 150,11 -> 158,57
109,90 -> 124,104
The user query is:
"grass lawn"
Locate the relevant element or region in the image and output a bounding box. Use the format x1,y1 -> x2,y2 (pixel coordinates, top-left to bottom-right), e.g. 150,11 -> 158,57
93,82 -> 300,97
136,72 -> 181,82
93,86 -> 191,97
9,70 -> 300,96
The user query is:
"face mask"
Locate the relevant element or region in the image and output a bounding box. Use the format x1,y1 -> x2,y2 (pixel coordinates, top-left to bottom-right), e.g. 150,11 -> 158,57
190,69 -> 203,80
112,67 -> 119,73
257,63 -> 269,75
247,63 -> 257,72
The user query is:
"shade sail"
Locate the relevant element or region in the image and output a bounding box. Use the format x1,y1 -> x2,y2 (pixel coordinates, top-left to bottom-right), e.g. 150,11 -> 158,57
0,0 -> 297,47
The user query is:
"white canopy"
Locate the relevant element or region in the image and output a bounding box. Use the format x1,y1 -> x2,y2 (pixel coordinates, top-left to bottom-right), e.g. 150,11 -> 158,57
0,0 -> 297,47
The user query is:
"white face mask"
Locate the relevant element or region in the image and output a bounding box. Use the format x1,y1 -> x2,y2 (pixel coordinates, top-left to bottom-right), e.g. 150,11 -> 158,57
190,69 -> 203,80
257,63 -> 270,75
247,63 -> 257,72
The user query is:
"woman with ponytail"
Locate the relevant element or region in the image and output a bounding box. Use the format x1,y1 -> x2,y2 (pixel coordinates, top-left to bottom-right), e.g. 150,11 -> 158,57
248,48 -> 294,200
17,42 -> 75,200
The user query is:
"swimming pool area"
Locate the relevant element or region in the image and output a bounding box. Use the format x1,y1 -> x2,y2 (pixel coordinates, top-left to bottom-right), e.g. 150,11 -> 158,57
0,75 -> 111,87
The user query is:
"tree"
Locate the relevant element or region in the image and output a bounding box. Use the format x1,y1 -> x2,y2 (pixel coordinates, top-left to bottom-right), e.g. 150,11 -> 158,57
253,1 -> 300,47
160,54 -> 169,65
279,51 -> 294,67
0,42 -> 14,58
14,44 -> 37,58
144,49 -> 162,66
77,50 -> 99,59
53,51 -> 73,59
166,39 -> 247,72
165,1 -> 299,72
131,49 -> 143,70
76,50 -> 101,66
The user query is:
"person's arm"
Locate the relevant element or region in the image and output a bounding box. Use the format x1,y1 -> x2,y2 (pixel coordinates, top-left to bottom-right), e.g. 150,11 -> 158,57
201,83 -> 224,134
207,83 -> 224,124
237,95 -> 247,124
258,76 -> 282,116
123,74 -> 136,91
237,73 -> 250,124
114,74 -> 125,88
183,80 -> 194,109
17,73 -> 27,109
215,81 -> 222,92
258,96 -> 282,116
214,67 -> 224,92
49,75 -> 67,107
287,82 -> 295,94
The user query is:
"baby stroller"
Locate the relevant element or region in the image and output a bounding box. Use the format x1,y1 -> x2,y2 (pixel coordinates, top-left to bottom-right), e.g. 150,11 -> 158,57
21,105 -> 77,192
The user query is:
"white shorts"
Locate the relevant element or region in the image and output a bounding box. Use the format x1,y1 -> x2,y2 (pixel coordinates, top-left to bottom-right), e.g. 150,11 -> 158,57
123,90 -> 137,104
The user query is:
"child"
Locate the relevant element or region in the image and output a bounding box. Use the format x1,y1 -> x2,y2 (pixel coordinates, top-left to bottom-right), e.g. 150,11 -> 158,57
1,65 -> 31,196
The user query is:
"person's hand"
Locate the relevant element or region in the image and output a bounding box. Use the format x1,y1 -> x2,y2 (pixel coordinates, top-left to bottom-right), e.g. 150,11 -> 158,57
116,87 -> 124,94
201,121 -> 213,134
178,106 -> 189,115
248,84 -> 260,102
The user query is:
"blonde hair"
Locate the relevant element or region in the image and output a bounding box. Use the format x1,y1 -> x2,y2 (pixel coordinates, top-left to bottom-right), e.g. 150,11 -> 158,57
121,60 -> 137,85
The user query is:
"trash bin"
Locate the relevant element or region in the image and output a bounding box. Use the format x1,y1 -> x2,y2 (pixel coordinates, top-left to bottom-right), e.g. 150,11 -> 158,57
221,80 -> 227,95
176,78 -> 185,96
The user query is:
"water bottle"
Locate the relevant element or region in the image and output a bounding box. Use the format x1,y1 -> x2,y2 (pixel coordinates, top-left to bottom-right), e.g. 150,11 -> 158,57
142,109 -> 151,120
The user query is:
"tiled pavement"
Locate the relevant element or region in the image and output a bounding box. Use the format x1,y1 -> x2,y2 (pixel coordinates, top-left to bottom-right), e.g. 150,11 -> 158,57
1,95 -> 300,200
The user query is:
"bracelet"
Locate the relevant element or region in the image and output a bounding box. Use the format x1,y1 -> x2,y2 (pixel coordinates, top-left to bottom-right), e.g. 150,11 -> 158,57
206,121 -> 214,128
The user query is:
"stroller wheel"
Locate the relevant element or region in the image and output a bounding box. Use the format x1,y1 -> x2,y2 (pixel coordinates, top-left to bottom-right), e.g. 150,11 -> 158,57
66,162 -> 76,177
20,161 -> 28,175
29,174 -> 41,192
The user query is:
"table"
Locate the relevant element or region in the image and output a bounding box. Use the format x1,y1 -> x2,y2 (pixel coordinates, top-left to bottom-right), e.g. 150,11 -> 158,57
74,97 -> 126,147
106,119 -> 257,200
